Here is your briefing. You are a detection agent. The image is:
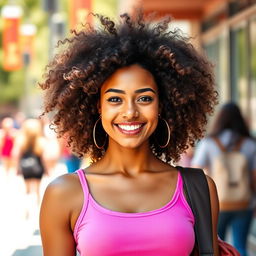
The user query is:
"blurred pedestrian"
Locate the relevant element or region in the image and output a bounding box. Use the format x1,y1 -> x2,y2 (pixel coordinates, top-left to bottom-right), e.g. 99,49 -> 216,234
192,102 -> 256,256
41,116 -> 61,174
13,111 -> 26,129
60,138 -> 81,173
0,117 -> 17,174
13,118 -> 46,217
39,13 -> 220,255
178,145 -> 194,167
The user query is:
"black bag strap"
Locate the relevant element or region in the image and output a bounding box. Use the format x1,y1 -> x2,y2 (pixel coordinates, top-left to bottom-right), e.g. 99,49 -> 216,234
177,166 -> 214,256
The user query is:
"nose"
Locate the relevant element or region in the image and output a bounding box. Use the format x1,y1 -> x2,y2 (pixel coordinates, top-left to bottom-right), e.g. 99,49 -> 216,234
122,102 -> 139,119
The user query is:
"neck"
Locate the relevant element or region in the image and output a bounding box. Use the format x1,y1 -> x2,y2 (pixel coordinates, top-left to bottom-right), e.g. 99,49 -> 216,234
101,140 -> 158,177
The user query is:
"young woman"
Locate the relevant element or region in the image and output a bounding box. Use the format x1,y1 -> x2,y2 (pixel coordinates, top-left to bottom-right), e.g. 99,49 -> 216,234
192,102 -> 256,256
39,13 -> 219,255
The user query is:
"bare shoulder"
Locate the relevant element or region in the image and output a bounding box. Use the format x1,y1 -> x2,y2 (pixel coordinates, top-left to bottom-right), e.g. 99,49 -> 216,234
42,173 -> 82,213
44,173 -> 80,200
40,173 -> 83,230
40,173 -> 81,255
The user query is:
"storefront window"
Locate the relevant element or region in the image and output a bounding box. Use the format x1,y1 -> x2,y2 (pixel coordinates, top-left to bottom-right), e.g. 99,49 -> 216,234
230,25 -> 249,115
204,32 -> 229,104
203,7 -> 256,135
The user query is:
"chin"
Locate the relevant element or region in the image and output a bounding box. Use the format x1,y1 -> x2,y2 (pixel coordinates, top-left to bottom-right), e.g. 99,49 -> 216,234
117,140 -> 147,150
122,144 -> 140,149
109,135 -> 150,149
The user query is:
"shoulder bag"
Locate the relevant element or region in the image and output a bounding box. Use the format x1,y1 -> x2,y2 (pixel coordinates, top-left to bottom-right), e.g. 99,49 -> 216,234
177,166 -> 240,256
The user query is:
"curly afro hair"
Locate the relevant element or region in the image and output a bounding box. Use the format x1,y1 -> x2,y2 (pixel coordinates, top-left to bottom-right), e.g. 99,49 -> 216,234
40,12 -> 218,163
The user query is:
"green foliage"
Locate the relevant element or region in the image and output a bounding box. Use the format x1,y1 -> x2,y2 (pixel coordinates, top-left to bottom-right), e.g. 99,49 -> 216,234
0,69 -> 24,103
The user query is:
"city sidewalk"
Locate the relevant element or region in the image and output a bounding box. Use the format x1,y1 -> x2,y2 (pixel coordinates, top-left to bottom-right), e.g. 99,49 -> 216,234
0,164 -> 66,256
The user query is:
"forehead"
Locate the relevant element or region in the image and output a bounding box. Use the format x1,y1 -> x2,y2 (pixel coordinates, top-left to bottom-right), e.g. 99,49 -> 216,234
101,64 -> 158,93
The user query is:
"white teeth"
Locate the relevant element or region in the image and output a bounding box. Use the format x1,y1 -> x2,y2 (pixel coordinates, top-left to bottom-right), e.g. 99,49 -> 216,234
118,124 -> 142,131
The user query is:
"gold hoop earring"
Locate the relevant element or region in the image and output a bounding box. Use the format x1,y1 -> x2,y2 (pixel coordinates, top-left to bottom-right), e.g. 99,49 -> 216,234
154,116 -> 171,148
93,116 -> 107,149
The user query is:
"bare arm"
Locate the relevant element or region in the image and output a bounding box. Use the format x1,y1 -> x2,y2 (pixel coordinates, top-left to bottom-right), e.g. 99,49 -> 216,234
206,175 -> 220,256
40,175 -> 77,256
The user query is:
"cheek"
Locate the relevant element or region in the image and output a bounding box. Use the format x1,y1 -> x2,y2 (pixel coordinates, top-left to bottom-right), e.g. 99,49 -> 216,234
149,101 -> 159,118
151,115 -> 159,132
101,101 -> 114,117
146,105 -> 159,131
100,104 -> 117,131
152,102 -> 160,129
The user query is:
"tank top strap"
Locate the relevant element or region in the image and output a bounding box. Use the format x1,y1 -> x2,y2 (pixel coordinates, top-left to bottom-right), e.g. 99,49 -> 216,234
176,170 -> 195,223
74,169 -> 90,242
76,169 -> 89,197
176,171 -> 183,191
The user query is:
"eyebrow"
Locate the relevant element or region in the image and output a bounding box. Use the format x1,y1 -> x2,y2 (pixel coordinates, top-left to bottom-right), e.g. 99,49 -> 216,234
104,88 -> 156,94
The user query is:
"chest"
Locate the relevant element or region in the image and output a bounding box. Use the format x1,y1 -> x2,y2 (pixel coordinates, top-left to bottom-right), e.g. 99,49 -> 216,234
85,172 -> 178,213
75,201 -> 195,256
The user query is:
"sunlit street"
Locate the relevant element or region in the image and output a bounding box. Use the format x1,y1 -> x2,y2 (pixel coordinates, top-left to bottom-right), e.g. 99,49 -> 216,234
0,163 -> 67,256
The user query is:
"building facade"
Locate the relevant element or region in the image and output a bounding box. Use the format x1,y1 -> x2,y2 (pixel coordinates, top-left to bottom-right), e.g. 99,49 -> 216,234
202,1 -> 256,134
128,0 -> 256,134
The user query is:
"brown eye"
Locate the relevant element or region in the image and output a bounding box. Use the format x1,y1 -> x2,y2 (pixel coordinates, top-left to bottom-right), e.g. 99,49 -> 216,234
138,96 -> 153,102
107,97 -> 122,103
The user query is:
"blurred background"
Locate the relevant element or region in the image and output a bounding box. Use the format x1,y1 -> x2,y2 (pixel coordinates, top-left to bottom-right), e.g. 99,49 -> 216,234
0,0 -> 255,255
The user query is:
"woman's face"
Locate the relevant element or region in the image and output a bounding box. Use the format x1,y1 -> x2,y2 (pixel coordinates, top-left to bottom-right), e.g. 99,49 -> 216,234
99,64 -> 159,149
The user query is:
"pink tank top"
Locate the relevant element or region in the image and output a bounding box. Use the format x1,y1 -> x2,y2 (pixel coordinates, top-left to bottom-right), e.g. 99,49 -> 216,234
74,169 -> 195,256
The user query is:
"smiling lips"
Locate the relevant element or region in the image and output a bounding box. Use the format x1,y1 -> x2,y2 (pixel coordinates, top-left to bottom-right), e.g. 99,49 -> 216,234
115,122 -> 145,135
